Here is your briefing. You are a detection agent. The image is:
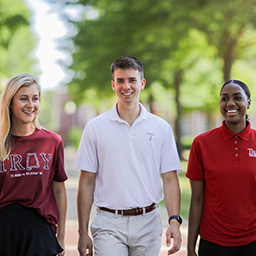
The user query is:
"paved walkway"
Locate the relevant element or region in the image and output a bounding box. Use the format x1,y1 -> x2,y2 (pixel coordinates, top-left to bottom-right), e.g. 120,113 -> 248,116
64,147 -> 188,256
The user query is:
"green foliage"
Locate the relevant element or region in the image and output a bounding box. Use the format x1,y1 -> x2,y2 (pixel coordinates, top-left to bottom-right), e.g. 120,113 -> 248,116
45,0 -> 256,154
186,0 -> 256,81
178,161 -> 191,220
0,0 -> 29,48
44,0 -> 256,157
0,0 -> 37,82
59,0 -> 194,107
48,0 -> 256,110
39,91 -> 59,131
67,126 -> 83,148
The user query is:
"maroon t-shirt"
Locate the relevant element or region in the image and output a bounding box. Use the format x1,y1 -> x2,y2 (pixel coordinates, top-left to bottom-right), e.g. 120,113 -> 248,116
0,128 -> 67,229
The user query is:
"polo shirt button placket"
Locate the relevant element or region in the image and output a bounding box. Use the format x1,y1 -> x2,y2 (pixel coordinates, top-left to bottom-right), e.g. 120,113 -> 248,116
234,136 -> 238,158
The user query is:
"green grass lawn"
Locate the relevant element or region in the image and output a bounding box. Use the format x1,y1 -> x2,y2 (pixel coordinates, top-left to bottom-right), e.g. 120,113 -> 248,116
160,161 -> 191,220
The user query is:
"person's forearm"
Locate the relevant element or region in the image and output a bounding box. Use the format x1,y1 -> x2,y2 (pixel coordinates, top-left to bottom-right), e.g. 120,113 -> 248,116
162,171 -> 182,254
187,180 -> 204,255
77,171 -> 95,256
187,199 -> 203,253
77,171 -> 95,236
53,181 -> 67,239
56,190 -> 67,240
77,190 -> 93,236
162,171 -> 181,217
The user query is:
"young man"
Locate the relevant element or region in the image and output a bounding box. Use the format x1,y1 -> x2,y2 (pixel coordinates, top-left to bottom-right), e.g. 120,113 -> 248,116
75,56 -> 182,256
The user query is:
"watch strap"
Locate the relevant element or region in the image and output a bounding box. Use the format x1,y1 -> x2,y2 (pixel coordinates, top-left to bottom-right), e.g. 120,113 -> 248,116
168,215 -> 182,225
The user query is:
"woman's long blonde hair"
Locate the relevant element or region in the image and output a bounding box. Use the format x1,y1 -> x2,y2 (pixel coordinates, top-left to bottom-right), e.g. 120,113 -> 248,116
0,73 -> 41,161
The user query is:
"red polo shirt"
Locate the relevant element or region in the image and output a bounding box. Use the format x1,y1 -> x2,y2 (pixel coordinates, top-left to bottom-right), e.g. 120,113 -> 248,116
186,121 -> 256,246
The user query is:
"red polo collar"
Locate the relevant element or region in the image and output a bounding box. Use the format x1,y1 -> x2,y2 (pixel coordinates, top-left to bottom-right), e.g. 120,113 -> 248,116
220,120 -> 251,141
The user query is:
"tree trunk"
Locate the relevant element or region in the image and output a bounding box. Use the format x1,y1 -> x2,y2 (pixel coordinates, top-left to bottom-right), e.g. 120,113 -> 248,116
221,37 -> 237,82
223,52 -> 232,82
173,69 -> 184,160
148,92 -> 158,115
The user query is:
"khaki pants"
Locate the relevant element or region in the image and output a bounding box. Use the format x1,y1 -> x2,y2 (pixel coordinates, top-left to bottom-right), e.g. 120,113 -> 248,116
91,207 -> 163,256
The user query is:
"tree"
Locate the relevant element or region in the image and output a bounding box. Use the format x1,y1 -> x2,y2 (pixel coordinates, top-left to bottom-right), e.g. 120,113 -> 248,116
47,0 -> 197,157
0,0 -> 36,83
187,0 -> 256,81
49,0 -> 191,104
47,0 -> 256,157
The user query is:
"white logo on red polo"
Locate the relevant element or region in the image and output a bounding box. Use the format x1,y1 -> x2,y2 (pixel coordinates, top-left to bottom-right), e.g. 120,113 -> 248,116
248,148 -> 256,158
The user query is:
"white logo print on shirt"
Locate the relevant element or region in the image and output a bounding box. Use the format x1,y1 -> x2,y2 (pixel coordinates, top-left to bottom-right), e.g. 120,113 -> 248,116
0,153 -> 53,173
248,148 -> 256,158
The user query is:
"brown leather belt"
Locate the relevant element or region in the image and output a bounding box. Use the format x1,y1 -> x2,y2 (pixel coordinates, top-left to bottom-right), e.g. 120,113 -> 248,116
99,203 -> 157,216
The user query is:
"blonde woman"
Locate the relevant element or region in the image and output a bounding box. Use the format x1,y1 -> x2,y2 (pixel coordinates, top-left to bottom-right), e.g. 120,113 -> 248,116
0,73 -> 67,256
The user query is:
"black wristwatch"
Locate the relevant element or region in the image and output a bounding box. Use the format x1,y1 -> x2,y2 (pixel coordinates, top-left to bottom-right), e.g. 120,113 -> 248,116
168,215 -> 182,225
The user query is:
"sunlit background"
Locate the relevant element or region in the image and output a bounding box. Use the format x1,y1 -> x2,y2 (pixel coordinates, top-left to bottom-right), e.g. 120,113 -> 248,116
25,0 -> 68,90
1,1 -> 256,254
2,1 -> 256,170
2,0 -> 256,165
2,0 -> 256,155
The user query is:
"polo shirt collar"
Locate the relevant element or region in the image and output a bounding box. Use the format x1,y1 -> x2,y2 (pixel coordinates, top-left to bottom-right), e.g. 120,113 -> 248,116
220,120 -> 251,141
109,102 -> 149,123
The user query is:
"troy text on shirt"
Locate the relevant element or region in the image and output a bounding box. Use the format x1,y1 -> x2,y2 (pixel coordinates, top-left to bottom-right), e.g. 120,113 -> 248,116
0,153 -> 53,173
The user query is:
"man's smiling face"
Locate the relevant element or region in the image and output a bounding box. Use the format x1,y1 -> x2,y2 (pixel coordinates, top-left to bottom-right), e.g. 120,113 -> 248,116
111,68 -> 145,106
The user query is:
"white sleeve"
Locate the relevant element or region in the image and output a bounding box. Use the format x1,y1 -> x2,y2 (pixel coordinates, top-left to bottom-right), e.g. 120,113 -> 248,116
73,122 -> 98,173
160,124 -> 182,173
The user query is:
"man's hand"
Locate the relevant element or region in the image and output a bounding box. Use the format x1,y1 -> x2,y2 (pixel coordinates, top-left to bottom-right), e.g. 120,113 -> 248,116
166,220 -> 182,255
78,234 -> 93,256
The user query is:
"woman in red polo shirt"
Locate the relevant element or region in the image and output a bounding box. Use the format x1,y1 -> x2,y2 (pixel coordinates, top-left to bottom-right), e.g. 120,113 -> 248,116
186,80 -> 256,256
0,73 -> 67,256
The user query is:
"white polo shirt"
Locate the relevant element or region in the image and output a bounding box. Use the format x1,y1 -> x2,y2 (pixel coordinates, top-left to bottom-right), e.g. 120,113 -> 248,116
74,103 -> 181,209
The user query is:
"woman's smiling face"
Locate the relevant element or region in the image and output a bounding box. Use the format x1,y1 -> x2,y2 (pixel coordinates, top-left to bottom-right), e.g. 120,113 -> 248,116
220,82 -> 251,130
11,83 -> 40,127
